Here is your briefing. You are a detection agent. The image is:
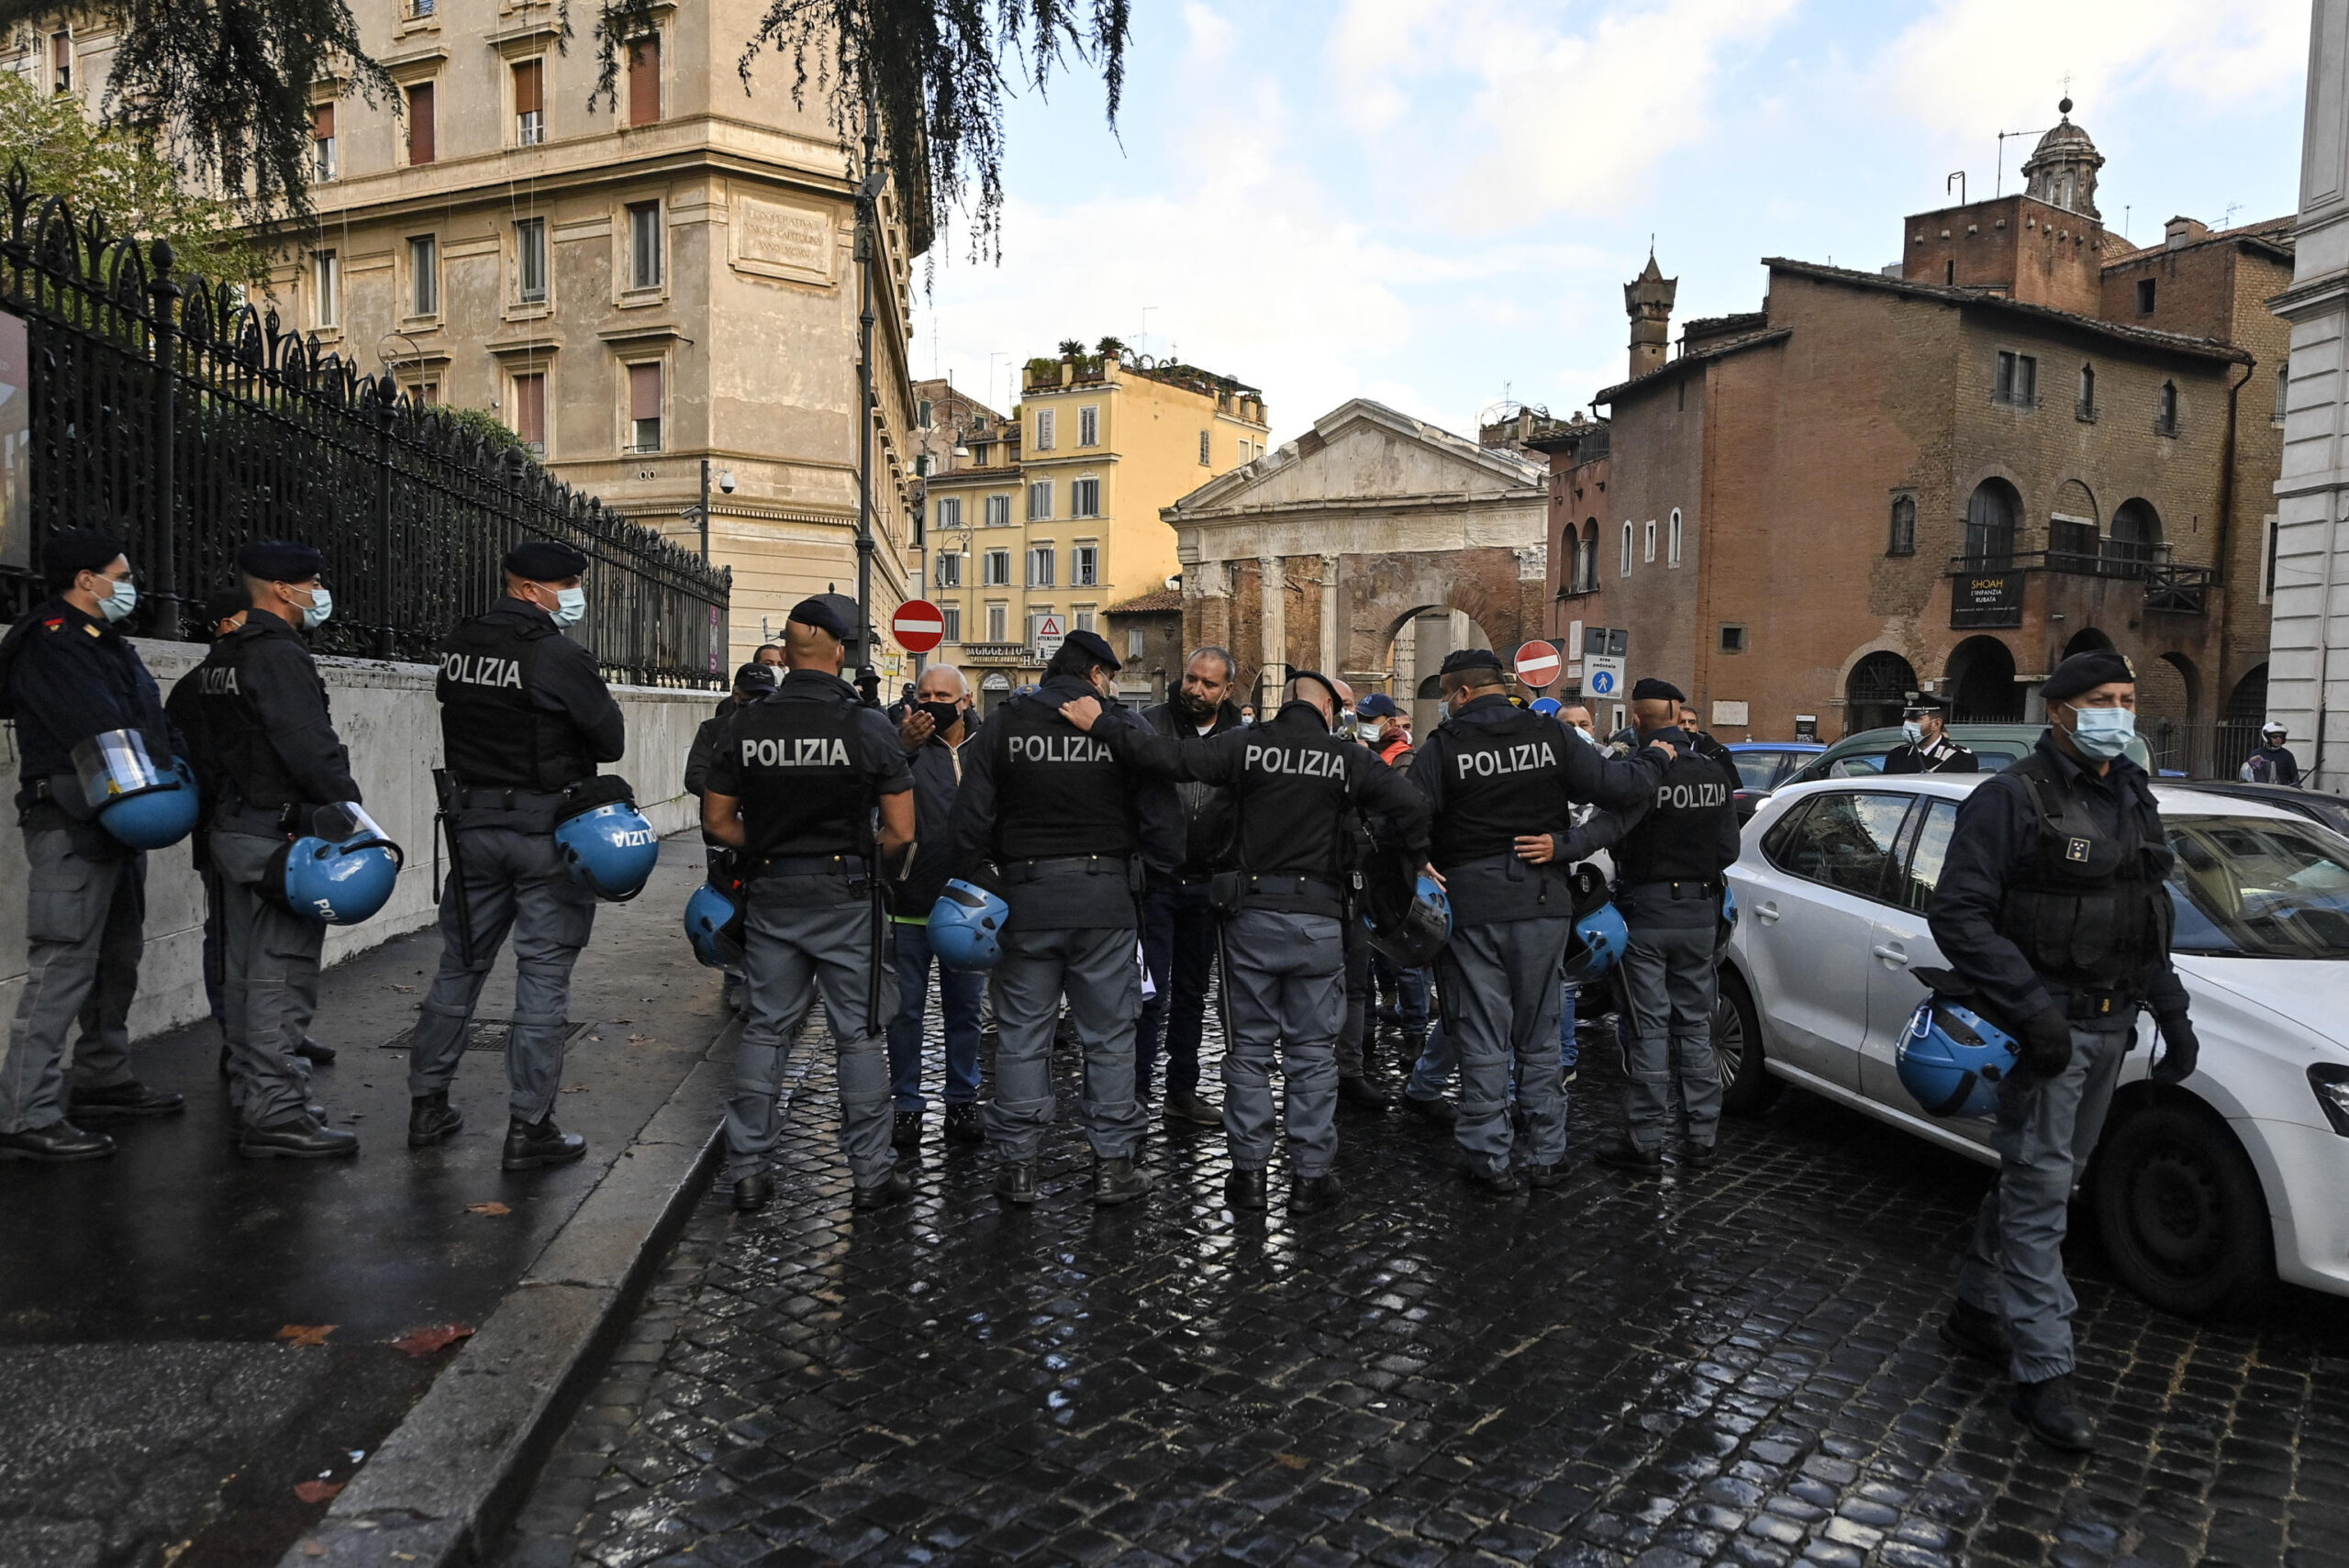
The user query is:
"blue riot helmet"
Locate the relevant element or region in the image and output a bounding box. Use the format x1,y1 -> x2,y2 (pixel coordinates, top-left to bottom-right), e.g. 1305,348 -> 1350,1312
1896,996 -> 2021,1118
1564,901 -> 1630,983
1721,884 -> 1739,929
1364,872 -> 1452,969
271,803 -> 404,925
72,728 -> 200,851
930,879 -> 1009,971
684,881 -> 745,969
556,798 -> 661,901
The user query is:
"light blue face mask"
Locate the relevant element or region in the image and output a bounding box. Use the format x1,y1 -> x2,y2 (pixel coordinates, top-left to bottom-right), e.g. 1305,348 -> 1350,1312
2067,705 -> 2135,760
551,585 -> 587,628
296,583 -> 333,631
95,575 -> 137,624
1900,720 -> 1923,745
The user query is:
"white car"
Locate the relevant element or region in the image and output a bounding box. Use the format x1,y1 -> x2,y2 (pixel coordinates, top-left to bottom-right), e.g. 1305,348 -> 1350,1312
1719,773 -> 2349,1316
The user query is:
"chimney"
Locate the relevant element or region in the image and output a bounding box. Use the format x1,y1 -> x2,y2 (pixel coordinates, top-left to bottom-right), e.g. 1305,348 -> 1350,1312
1624,252 -> 1678,380
2164,215 -> 2209,250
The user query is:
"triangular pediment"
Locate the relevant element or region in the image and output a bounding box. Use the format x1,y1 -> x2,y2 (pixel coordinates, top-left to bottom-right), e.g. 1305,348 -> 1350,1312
1170,399 -> 1546,517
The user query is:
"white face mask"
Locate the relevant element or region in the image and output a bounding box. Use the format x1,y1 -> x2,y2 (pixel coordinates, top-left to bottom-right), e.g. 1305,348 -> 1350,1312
1569,724 -> 1598,747
1901,720 -> 1924,745
551,585 -> 587,628
93,574 -> 137,624
293,583 -> 333,630
2066,704 -> 2136,761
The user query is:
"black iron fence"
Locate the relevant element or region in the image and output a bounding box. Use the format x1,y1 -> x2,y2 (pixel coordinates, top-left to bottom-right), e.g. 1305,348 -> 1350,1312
0,165 -> 728,685
2144,718 -> 2266,781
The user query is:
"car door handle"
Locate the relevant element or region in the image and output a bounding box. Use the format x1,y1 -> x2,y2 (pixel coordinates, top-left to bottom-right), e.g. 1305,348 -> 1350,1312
1756,901 -> 1781,923
1871,943 -> 1909,966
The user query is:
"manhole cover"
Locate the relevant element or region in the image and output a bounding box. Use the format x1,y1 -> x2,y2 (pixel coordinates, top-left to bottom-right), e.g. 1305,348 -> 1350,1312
379,1020 -> 595,1053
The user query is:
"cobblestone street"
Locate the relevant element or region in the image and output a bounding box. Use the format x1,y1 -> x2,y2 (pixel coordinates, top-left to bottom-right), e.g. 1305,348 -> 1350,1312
501,1006 -> 2349,1568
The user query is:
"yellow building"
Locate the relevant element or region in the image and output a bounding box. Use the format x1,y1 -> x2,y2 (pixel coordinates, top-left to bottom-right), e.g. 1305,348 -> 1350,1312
922,348 -> 1268,711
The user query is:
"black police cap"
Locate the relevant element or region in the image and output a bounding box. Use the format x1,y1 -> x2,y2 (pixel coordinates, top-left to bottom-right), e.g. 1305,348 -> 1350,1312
1631,677 -> 1686,703
506,539 -> 589,581
1903,691 -> 1953,715
47,528 -> 128,582
204,587 -> 250,629
236,539 -> 324,581
787,595 -> 857,641
2041,650 -> 2135,705
1063,627 -> 1122,673
733,662 -> 778,690
1438,648 -> 1503,676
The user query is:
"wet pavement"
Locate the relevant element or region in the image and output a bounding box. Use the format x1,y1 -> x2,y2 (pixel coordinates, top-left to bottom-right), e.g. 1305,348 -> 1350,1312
501,995 -> 2349,1568
0,837 -> 729,1568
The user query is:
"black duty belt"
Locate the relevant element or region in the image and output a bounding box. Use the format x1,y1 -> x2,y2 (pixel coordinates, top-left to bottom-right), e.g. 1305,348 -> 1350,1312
1244,874 -> 1344,903
2065,986 -> 2132,1022
1005,854 -> 1126,883
1626,877 -> 1721,901
448,785 -> 567,810
763,853 -> 868,876
217,800 -> 307,836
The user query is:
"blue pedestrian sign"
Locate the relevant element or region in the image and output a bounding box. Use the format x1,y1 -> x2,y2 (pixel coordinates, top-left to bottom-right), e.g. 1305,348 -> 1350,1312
1588,667 -> 1618,696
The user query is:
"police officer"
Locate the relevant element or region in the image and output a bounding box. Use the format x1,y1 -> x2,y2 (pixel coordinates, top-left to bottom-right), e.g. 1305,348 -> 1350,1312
946,628 -> 1178,1207
884,662 -> 986,1148
197,540 -> 360,1158
0,531 -> 186,1161
1067,670 -> 1430,1209
688,662 -> 777,1013
702,595 -> 914,1215
1587,679 -> 1742,1174
1135,646 -> 1245,1129
1928,649 -> 2197,1451
406,540 -> 626,1169
1884,692 -> 1978,774
2241,720 -> 2300,785
1408,649 -> 1671,1193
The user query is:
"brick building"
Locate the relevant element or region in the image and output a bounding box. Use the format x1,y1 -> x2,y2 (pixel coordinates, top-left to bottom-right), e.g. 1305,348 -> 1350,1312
1544,106 -> 2288,764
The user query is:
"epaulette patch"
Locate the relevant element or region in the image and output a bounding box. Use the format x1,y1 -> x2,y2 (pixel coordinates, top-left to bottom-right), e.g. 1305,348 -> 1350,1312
83,624 -> 101,637
41,618 -> 62,631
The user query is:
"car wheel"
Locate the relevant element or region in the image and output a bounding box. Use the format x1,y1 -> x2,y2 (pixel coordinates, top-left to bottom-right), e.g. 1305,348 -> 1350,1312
2091,1101 -> 2272,1318
1713,970 -> 1780,1115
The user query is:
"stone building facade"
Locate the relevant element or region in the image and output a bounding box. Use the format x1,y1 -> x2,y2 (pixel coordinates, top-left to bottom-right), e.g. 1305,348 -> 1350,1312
1545,107 -> 2287,762
1166,400 -> 1548,732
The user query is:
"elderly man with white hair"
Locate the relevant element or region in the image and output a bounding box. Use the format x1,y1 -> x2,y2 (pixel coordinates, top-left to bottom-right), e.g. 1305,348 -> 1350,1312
886,663 -> 987,1149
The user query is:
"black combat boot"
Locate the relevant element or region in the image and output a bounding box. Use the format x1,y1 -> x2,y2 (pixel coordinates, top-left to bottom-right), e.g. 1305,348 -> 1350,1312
0,1120 -> 114,1162
994,1159 -> 1039,1206
1292,1173 -> 1344,1213
852,1168 -> 915,1210
1941,1299 -> 2009,1363
1093,1154 -> 1154,1206
68,1080 -> 185,1119
407,1091 -> 463,1149
1225,1167 -> 1269,1211
733,1173 -> 774,1213
2012,1374 -> 2094,1451
238,1114 -> 359,1160
503,1116 -> 586,1171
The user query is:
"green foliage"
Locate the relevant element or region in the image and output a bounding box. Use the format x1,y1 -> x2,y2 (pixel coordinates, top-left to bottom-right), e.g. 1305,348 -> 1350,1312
1057,338 -> 1085,356
0,70 -> 268,283
441,406 -> 542,471
1095,335 -> 1125,356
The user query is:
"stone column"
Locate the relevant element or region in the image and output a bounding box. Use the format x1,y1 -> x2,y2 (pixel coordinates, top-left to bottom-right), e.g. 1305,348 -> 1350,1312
1259,554 -> 1286,706
1319,554 -> 1341,677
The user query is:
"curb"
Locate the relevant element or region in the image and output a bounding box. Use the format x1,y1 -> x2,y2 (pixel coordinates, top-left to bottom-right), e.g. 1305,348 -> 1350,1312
281,1015 -> 743,1568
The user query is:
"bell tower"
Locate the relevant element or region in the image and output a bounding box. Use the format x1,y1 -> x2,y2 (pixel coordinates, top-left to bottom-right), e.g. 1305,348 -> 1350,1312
2021,97 -> 2105,220
1624,251 -> 1678,380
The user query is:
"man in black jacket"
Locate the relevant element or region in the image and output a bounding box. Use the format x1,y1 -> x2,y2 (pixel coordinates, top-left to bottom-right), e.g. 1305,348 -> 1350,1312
1884,693 -> 1978,774
0,531 -> 187,1161
883,663 -> 986,1149
687,662 -> 776,1013
1135,645 -> 1243,1129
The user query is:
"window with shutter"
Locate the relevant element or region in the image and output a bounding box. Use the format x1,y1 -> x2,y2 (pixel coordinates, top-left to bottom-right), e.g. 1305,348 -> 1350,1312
629,362 -> 662,451
311,102 -> 338,181
514,373 -> 546,453
628,36 -> 661,125
407,82 -> 437,164
515,218 -> 547,303
513,61 -> 544,145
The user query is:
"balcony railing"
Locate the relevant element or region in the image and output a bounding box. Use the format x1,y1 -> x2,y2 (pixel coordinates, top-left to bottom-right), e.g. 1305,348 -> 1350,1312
1946,548 -> 2214,628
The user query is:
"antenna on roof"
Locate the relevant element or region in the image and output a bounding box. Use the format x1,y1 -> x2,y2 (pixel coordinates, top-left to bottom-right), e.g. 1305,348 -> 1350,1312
2222,202 -> 2243,228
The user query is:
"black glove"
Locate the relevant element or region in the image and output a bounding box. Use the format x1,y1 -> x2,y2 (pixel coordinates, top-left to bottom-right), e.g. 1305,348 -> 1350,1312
2021,1006 -> 2073,1079
2151,1012 -> 2200,1085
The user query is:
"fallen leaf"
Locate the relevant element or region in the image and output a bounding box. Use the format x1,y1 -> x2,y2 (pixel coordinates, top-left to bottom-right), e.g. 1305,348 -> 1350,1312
300,1540 -> 327,1557
562,1084 -> 590,1094
1275,1452 -> 1311,1470
388,984 -> 417,994
294,1480 -> 344,1504
390,1323 -> 476,1358
276,1324 -> 337,1348
463,1202 -> 510,1216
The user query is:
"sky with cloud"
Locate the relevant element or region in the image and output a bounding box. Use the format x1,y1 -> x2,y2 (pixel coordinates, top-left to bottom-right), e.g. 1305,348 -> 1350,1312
914,0 -> 2310,444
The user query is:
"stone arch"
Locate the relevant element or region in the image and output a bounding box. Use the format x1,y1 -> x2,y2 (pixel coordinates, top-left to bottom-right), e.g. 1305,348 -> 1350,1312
1843,650 -> 1918,736
2136,651 -> 2197,773
1383,603 -> 1497,733
2225,662 -> 2270,726
2110,497 -> 2161,571
1946,634 -> 2023,721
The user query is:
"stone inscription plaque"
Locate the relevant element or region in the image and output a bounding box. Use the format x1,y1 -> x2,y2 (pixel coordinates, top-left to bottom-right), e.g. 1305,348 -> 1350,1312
732,197 -> 834,285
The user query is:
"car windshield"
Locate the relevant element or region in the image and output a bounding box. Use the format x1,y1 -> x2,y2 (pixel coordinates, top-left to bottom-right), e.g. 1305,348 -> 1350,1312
1732,751 -> 1787,788
2166,815 -> 2349,960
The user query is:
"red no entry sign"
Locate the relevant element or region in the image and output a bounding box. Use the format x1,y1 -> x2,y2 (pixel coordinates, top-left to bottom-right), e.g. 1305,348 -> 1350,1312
1513,639 -> 1563,690
892,598 -> 945,653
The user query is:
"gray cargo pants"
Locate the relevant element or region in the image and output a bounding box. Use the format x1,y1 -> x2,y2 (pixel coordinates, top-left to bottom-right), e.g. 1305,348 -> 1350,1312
987,925 -> 1146,1161
407,825 -> 597,1123
1335,919 -> 1374,1080
1443,917 -> 1574,1174
1219,908 -> 1344,1175
1956,1025 -> 2129,1383
212,828 -> 322,1128
1620,923 -> 1723,1151
723,871 -> 896,1187
0,828 -> 144,1133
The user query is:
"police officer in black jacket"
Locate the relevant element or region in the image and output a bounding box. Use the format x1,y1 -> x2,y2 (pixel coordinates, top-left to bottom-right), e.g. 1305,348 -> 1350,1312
703,595 -> 915,1215
0,531 -> 187,1161
1927,650 -> 2197,1451
946,628 -> 1180,1207
1586,679 -> 1743,1174
1066,670 -> 1431,1212
1135,645 -> 1245,1129
1884,692 -> 1979,774
196,540 -> 361,1158
1408,649 -> 1672,1193
407,540 -> 627,1170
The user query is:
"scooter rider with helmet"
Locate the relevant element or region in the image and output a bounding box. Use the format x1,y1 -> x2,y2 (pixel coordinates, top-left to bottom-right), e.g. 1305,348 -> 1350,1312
408,539 -> 628,1170
0,530 -> 189,1161
1926,648 -> 2198,1451
1062,669 -> 1431,1213
196,540 -> 362,1159
701,595 -> 916,1216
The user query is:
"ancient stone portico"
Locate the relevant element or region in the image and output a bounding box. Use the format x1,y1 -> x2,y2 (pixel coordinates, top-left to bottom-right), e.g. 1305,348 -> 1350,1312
1164,400 -> 1549,724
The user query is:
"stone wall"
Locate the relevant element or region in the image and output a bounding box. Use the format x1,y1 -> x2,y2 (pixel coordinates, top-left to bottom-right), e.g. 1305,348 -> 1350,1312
0,638 -> 715,1048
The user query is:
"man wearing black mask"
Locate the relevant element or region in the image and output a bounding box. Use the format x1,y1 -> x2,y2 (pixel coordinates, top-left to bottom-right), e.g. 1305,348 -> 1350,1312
1134,646 -> 1244,1129
885,664 -> 987,1149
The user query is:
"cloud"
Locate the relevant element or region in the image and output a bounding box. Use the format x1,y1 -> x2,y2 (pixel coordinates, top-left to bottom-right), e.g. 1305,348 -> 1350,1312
1879,0 -> 2306,136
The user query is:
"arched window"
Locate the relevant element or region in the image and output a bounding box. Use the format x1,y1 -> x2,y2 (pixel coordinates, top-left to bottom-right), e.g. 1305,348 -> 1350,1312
2156,381 -> 2179,436
1887,495 -> 1916,557
1620,519 -> 1633,577
2108,498 -> 2161,572
1668,507 -> 1684,567
1578,519 -> 1599,594
2076,363 -> 2096,420
1964,478 -> 2020,567
1844,651 -> 1919,735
